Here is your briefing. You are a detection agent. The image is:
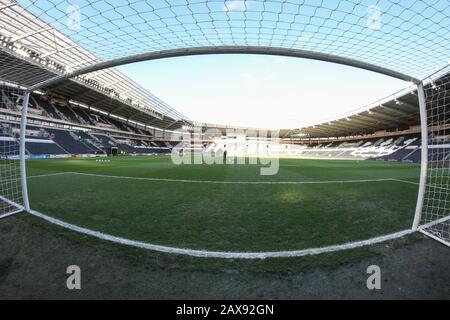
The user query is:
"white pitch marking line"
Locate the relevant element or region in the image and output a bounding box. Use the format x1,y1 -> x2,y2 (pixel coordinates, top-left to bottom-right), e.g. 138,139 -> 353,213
32,171 -> 419,185
1,172 -> 70,184
22,172 -> 419,258
28,172 -> 70,179
28,208 -> 413,259
388,178 -> 420,185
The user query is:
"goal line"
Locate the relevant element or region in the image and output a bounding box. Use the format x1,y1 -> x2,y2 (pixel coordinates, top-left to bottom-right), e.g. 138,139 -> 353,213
0,195 -> 24,219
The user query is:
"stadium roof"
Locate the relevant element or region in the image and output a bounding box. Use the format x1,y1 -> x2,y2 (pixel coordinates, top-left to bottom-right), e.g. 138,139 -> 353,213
193,87 -> 422,138
0,0 -> 449,134
0,0 -> 188,129
192,69 -> 449,138
285,84 -> 423,138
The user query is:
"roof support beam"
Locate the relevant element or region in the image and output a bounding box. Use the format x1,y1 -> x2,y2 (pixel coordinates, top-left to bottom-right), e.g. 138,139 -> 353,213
344,114 -> 396,127
0,2 -> 16,11
380,104 -> 419,118
311,124 -> 360,136
146,117 -> 162,127
41,44 -> 79,58
45,83 -> 91,100
345,116 -> 382,127
165,119 -> 179,130
44,82 -> 71,94
323,121 -> 367,131
66,88 -> 97,101
11,27 -> 53,42
128,111 -> 144,121
108,104 -> 127,115
361,110 -> 412,125
396,100 -> 419,111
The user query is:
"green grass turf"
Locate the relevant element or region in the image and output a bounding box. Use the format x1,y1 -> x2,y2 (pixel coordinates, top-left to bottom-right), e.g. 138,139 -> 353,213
26,155 -> 420,252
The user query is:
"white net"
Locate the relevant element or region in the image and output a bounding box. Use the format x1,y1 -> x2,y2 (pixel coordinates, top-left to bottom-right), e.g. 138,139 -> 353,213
0,83 -> 23,218
421,66 -> 450,246
0,0 -> 448,250
0,1 -> 449,86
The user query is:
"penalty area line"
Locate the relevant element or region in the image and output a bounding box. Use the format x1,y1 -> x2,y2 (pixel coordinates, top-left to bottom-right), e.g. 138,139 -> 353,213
28,172 -> 71,179
33,171 -> 417,185
0,172 -> 69,184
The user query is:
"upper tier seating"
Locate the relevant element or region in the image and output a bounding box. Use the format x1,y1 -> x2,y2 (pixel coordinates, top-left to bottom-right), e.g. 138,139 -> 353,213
53,104 -> 79,123
33,97 -> 61,120
71,106 -> 97,125
47,129 -> 95,154
109,118 -> 132,132
1,90 -> 19,111
91,133 -> 118,149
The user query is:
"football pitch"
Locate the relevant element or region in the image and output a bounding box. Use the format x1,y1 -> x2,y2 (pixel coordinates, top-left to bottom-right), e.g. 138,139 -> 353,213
26,156 -> 420,254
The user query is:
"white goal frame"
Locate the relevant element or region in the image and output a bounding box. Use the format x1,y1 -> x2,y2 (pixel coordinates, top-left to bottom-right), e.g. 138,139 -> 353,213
0,1 -> 448,252
14,50 -> 430,226
412,82 -> 428,232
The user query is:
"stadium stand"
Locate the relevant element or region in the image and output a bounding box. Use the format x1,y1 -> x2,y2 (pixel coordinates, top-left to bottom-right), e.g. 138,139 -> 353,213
0,133 -> 19,157
46,129 -> 95,155
115,139 -> 135,153
290,134 -> 423,162
1,89 -> 19,112
202,133 -> 429,163
71,106 -> 97,126
90,133 -> 115,147
53,104 -> 79,123
1,74 -> 448,163
72,131 -> 105,154
25,135 -> 67,155
32,97 -> 61,120
0,89 -> 176,156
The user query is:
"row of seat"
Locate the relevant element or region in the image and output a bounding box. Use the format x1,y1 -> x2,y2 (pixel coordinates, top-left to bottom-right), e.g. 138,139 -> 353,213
0,90 -> 174,156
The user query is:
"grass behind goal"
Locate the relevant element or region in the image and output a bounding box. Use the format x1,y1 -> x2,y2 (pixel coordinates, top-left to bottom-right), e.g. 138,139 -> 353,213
26,156 -> 420,252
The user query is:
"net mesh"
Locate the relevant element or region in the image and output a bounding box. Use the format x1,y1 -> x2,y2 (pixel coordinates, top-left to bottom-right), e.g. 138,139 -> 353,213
0,0 -> 448,83
0,0 -> 449,247
0,83 -> 23,217
421,66 -> 450,246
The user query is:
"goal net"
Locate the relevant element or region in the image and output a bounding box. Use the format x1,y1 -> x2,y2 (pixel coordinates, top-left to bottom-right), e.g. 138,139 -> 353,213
421,66 -> 450,247
0,83 -> 23,218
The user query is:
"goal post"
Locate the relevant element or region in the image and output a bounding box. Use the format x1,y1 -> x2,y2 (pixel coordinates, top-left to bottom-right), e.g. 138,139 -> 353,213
0,83 -> 26,218
412,81 -> 428,231
416,66 -> 450,247
20,90 -> 30,212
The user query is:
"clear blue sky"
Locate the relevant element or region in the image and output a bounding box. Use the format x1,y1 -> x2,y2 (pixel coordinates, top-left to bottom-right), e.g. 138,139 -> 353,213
118,54 -> 408,128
